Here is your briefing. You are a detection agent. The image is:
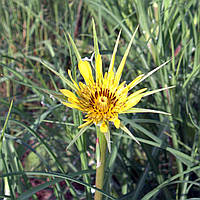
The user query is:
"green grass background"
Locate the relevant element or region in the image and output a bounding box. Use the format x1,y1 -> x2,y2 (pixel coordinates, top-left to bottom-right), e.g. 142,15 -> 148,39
0,0 -> 200,199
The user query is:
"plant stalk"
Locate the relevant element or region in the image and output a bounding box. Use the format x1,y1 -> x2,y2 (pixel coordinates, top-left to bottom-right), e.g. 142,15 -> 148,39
94,126 -> 107,200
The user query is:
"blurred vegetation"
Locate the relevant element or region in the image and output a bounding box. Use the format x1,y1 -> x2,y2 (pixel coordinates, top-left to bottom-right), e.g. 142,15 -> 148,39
0,0 -> 200,199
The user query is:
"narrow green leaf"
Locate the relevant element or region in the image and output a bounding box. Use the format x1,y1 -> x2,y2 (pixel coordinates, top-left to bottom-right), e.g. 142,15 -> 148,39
18,178 -> 63,200
142,166 -> 200,200
0,100 -> 13,150
1,171 -> 116,200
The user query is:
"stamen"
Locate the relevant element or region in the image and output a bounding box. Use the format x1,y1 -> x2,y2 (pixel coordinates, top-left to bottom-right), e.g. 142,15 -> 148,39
97,96 -> 108,111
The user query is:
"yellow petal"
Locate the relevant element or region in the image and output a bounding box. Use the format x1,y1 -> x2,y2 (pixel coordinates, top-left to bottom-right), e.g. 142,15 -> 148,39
113,118 -> 120,129
60,89 -> 77,100
100,121 -> 108,133
102,72 -> 108,88
61,101 -> 82,110
96,54 -> 103,84
78,60 -> 94,85
107,70 -> 115,87
123,94 -> 144,111
113,25 -> 139,87
127,88 -> 147,100
127,74 -> 144,90
78,120 -> 93,129
68,70 -> 80,90
115,81 -> 126,96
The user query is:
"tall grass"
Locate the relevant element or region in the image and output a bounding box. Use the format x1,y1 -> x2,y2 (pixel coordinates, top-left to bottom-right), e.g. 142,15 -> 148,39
0,0 -> 200,199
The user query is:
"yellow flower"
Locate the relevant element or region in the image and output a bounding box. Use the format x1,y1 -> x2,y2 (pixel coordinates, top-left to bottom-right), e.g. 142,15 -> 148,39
60,23 -> 173,150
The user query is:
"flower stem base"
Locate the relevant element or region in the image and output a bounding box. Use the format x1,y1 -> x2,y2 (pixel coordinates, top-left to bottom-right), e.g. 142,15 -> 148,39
94,127 -> 107,200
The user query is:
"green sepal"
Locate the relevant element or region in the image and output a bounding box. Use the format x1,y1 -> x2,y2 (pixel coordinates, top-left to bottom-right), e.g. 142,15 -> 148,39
67,33 -> 82,62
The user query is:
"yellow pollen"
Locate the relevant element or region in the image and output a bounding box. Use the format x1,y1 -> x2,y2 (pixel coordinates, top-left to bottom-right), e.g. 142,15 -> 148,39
96,96 -> 108,111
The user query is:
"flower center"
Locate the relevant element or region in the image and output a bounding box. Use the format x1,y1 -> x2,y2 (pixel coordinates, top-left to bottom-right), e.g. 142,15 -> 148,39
97,96 -> 108,111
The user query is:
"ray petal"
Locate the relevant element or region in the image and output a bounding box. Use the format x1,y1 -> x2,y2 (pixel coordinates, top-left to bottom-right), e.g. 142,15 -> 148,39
123,94 -> 144,111
100,121 -> 109,133
68,70 -> 80,91
61,101 -> 82,110
113,118 -> 120,129
127,88 -> 147,100
60,89 -> 77,99
78,120 -> 93,129
127,74 -> 145,90
78,60 -> 94,85
114,25 -> 139,87
96,54 -> 103,84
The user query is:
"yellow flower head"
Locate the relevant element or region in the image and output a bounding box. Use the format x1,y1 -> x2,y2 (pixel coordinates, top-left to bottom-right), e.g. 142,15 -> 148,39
60,22 -> 172,149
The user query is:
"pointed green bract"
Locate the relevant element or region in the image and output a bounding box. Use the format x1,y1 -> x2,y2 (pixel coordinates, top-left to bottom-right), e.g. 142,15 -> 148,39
108,30 -> 121,75
92,19 -> 100,58
134,59 -> 172,88
42,89 -> 68,102
92,19 -> 103,83
96,137 -> 101,168
121,108 -> 170,115
143,86 -> 175,97
104,129 -> 111,153
120,122 -> 140,144
114,25 -> 139,87
67,33 -> 81,62
66,126 -> 90,150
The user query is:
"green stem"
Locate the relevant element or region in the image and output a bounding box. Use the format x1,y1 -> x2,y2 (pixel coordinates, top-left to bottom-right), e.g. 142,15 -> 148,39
73,111 -> 91,199
95,126 -> 107,200
166,96 -> 183,198
78,134 -> 91,199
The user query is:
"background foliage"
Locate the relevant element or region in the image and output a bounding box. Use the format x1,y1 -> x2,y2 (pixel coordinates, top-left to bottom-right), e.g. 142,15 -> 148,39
0,0 -> 200,199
